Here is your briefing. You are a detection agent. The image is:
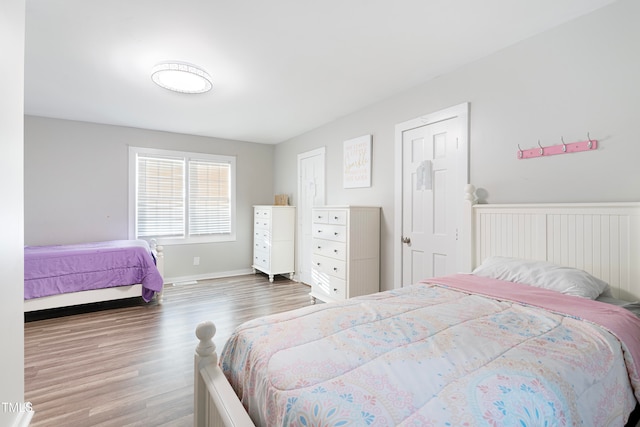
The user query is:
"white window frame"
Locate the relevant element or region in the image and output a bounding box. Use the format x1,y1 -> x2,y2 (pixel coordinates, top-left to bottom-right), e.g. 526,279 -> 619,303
128,146 -> 236,245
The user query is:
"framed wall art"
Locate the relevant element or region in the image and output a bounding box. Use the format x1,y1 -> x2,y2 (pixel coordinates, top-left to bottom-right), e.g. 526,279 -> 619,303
343,134 -> 372,188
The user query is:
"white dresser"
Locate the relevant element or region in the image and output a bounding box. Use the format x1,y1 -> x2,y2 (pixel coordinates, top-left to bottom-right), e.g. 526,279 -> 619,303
252,205 -> 296,282
310,206 -> 380,303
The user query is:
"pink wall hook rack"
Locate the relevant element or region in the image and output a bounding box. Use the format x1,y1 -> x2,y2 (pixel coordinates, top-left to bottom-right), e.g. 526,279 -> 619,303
517,135 -> 597,159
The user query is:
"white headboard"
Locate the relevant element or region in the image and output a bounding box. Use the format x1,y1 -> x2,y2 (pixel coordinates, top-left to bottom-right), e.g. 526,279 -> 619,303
464,186 -> 640,301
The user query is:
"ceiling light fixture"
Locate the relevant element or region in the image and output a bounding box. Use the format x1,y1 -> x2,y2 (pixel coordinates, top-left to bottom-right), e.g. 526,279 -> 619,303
151,61 -> 212,94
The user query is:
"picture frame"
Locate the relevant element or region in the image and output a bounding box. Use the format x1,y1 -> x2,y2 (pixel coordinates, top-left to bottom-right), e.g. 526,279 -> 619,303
343,134 -> 372,188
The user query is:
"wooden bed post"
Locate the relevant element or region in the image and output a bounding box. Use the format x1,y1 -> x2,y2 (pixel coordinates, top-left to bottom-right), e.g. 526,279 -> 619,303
194,321 -> 256,427
150,239 -> 165,304
155,245 -> 165,304
195,321 -> 217,427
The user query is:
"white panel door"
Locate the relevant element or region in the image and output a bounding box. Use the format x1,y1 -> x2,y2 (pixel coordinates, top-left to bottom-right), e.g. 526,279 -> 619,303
297,148 -> 325,285
400,114 -> 467,286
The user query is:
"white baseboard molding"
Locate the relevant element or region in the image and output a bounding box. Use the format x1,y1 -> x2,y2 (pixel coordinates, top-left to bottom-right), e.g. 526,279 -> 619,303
165,268 -> 254,285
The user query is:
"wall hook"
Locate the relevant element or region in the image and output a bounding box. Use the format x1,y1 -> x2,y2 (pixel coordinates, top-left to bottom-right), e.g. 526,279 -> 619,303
517,134 -> 598,159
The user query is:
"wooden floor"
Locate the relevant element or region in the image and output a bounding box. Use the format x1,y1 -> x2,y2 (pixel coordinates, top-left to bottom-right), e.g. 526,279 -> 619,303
24,274 -> 313,427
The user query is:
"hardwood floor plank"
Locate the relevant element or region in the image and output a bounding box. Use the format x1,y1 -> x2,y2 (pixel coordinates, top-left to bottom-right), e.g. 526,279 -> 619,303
25,274 -> 312,426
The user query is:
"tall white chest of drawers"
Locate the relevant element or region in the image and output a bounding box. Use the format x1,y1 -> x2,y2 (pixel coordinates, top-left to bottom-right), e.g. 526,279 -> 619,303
252,205 -> 296,282
310,206 -> 380,303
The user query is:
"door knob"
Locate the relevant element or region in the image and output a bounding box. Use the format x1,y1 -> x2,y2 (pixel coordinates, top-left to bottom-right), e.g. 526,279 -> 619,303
402,237 -> 411,244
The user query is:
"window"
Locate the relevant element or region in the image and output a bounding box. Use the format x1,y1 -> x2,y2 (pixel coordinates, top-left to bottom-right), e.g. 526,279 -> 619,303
129,147 -> 236,244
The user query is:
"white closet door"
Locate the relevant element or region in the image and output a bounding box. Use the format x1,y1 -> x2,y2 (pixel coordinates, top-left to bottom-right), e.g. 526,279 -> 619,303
297,148 -> 325,285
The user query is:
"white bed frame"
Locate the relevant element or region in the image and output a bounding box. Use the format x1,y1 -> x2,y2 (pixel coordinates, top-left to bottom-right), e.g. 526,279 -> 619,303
193,186 -> 640,427
24,242 -> 165,313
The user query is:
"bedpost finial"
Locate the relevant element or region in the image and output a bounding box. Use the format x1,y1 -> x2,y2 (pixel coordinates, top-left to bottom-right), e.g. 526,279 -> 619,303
195,321 -> 216,357
464,184 -> 477,203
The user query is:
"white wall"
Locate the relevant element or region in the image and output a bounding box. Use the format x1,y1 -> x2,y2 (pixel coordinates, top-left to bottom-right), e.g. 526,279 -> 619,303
0,0 -> 26,425
24,117 -> 275,282
274,0 -> 640,291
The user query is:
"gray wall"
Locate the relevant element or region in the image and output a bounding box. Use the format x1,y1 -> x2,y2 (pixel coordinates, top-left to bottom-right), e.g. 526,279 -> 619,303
274,0 -> 640,291
24,116 -> 275,282
23,0 -> 640,292
1,0 -> 26,424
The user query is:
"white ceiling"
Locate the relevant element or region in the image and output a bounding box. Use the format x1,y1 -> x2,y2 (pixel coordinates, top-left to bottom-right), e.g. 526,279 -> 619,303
24,0 -> 616,144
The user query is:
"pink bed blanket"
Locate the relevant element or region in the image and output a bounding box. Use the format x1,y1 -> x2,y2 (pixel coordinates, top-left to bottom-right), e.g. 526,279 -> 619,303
428,273 -> 640,400
24,240 -> 163,302
221,274 -> 640,426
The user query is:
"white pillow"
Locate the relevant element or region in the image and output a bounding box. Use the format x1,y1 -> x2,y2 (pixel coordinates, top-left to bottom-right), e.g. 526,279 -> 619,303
472,256 -> 610,299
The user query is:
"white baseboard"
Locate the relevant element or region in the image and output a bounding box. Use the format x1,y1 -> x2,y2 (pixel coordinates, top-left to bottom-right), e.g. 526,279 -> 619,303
165,268 -> 254,285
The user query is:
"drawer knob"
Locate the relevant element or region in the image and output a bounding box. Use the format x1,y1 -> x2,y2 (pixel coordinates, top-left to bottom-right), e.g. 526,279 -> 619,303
317,246 -> 322,249
333,288 -> 338,292
334,232 -> 338,236
333,249 -> 338,253
316,262 -> 321,266
334,216 -> 338,220
333,267 -> 338,271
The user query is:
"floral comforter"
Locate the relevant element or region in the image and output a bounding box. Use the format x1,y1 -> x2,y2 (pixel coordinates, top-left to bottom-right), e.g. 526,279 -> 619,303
220,274 -> 640,426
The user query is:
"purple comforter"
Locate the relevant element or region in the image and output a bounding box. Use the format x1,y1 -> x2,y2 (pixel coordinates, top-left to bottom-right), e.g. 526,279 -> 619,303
24,240 -> 164,302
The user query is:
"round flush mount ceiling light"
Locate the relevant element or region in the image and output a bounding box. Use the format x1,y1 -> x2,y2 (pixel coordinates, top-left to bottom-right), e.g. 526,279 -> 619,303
151,61 -> 212,94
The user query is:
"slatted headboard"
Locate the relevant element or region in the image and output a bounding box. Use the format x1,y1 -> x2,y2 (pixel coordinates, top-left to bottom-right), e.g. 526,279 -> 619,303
464,188 -> 640,301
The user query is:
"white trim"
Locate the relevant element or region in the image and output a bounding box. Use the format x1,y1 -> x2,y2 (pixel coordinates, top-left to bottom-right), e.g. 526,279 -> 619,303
164,268 -> 254,286
394,103 -> 469,288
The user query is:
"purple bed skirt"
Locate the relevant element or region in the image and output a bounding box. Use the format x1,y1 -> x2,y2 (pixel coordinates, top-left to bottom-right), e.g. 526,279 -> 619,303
24,239 -> 164,302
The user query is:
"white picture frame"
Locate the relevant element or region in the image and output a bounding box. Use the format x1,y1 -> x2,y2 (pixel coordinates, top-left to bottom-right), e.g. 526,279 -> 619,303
343,134 -> 372,188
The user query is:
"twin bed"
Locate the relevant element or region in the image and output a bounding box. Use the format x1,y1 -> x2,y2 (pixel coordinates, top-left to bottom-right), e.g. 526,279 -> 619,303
24,239 -> 164,312
194,189 -> 640,426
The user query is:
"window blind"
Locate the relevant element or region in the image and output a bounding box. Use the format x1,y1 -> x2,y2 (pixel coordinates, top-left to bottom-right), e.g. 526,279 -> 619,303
136,155 -> 185,238
189,160 -> 231,236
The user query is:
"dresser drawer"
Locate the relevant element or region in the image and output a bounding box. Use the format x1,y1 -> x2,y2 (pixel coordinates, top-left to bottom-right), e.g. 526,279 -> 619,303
311,270 -> 346,300
328,210 -> 347,225
253,229 -> 271,244
312,223 -> 346,242
253,238 -> 270,252
312,210 -> 328,224
254,217 -> 271,230
312,238 -> 346,260
253,249 -> 270,269
312,254 -> 346,280
255,208 -> 271,220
